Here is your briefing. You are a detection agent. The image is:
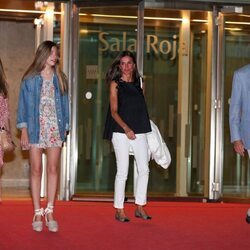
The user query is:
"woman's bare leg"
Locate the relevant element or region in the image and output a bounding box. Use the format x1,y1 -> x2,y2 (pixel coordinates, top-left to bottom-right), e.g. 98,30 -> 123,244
29,147 -> 43,221
46,147 -> 61,221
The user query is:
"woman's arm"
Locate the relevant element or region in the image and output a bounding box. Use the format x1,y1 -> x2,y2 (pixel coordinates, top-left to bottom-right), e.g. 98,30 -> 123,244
16,81 -> 30,149
109,81 -> 136,140
63,92 -> 70,132
16,81 -> 28,129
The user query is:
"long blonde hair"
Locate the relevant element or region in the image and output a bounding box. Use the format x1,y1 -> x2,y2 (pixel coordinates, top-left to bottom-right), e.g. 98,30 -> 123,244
22,40 -> 68,94
0,57 -> 8,97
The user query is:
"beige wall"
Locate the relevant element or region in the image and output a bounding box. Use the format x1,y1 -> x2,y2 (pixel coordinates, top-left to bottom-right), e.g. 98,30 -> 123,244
0,20 -> 35,188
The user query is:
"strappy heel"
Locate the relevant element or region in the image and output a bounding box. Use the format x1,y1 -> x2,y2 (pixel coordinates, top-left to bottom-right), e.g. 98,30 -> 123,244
45,204 -> 58,232
32,208 -> 44,232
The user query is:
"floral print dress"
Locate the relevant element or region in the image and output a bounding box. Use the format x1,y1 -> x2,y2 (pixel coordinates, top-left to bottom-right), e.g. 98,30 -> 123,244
0,94 -> 9,166
34,78 -> 62,148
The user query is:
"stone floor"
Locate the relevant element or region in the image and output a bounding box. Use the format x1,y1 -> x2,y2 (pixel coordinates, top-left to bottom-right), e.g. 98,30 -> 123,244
0,187 -> 31,200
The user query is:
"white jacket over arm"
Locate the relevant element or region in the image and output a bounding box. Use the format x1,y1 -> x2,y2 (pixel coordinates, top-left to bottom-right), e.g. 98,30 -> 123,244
146,120 -> 171,169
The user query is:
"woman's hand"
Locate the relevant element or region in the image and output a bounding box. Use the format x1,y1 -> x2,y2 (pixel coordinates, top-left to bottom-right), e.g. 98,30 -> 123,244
109,81 -> 136,140
20,128 -> 30,150
124,127 -> 136,140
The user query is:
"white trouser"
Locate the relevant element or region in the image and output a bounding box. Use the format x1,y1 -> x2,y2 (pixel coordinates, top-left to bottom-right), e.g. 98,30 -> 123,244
112,132 -> 149,209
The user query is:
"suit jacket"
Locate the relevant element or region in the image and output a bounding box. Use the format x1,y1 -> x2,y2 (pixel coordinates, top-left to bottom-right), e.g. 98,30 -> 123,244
229,64 -> 250,149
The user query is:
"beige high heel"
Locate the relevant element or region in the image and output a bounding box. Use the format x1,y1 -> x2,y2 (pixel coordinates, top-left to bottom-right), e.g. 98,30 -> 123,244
44,204 -> 58,232
32,208 -> 44,232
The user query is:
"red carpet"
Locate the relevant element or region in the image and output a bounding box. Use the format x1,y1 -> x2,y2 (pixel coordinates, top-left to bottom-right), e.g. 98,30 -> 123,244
0,200 -> 250,250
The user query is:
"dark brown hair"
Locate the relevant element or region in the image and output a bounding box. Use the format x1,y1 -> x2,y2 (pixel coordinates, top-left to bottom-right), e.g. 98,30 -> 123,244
0,58 -> 8,97
105,50 -> 141,84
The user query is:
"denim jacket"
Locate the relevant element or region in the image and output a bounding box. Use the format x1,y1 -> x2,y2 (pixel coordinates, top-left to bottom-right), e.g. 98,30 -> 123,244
16,74 -> 70,144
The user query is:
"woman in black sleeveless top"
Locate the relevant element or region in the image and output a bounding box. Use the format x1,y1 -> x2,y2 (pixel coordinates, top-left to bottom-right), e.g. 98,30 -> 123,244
103,51 -> 152,222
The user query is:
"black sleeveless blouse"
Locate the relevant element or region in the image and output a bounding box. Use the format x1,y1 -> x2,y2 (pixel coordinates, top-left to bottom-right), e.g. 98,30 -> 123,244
103,78 -> 151,140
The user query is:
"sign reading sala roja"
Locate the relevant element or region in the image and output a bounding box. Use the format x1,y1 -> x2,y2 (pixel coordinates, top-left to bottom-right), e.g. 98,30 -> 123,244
99,31 -> 177,61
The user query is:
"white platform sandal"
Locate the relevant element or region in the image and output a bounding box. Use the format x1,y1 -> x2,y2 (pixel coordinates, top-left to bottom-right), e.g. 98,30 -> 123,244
32,208 -> 44,232
45,204 -> 58,232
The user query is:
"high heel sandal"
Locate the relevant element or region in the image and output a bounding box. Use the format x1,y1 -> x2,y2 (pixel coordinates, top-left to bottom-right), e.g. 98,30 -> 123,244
32,208 -> 44,232
44,204 -> 58,232
135,208 -> 152,220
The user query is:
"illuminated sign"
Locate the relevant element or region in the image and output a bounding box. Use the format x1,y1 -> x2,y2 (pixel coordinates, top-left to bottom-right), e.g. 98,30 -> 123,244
98,32 -> 177,60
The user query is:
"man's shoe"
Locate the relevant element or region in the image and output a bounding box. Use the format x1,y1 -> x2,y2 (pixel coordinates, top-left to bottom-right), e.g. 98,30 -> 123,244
246,214 -> 250,224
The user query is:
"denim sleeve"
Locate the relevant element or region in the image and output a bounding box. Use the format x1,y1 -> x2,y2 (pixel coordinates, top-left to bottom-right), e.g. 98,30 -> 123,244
229,71 -> 242,143
64,92 -> 70,131
16,80 -> 28,129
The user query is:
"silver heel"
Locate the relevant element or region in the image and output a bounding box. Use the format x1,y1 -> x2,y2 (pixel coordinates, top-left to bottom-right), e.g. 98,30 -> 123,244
115,210 -> 130,222
32,208 -> 44,232
45,204 -> 58,232
135,208 -> 152,220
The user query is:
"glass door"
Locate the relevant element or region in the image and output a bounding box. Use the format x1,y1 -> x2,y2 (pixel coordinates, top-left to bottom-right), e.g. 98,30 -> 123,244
223,8 -> 250,198
188,11 -> 208,195
142,8 -> 181,194
71,3 -> 213,199
142,9 -> 209,196
74,5 -> 139,196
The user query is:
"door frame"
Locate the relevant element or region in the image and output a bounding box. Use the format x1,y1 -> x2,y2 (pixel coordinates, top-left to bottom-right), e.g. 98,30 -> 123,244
67,0 -> 143,200
65,0 -> 226,201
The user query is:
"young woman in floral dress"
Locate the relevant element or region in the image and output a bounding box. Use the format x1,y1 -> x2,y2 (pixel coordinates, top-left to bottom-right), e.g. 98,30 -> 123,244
17,41 -> 70,232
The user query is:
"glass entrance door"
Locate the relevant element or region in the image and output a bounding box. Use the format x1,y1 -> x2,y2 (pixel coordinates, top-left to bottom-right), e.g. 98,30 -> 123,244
141,9 -> 209,196
72,4 -> 211,199
74,5 -> 139,196
188,11 -> 208,195
223,8 -> 250,198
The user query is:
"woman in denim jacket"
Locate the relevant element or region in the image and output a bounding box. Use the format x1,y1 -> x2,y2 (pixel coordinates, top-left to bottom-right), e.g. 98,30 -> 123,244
16,41 -> 69,232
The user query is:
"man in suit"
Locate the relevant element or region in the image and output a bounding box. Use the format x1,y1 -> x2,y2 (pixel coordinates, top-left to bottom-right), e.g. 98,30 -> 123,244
229,64 -> 250,224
